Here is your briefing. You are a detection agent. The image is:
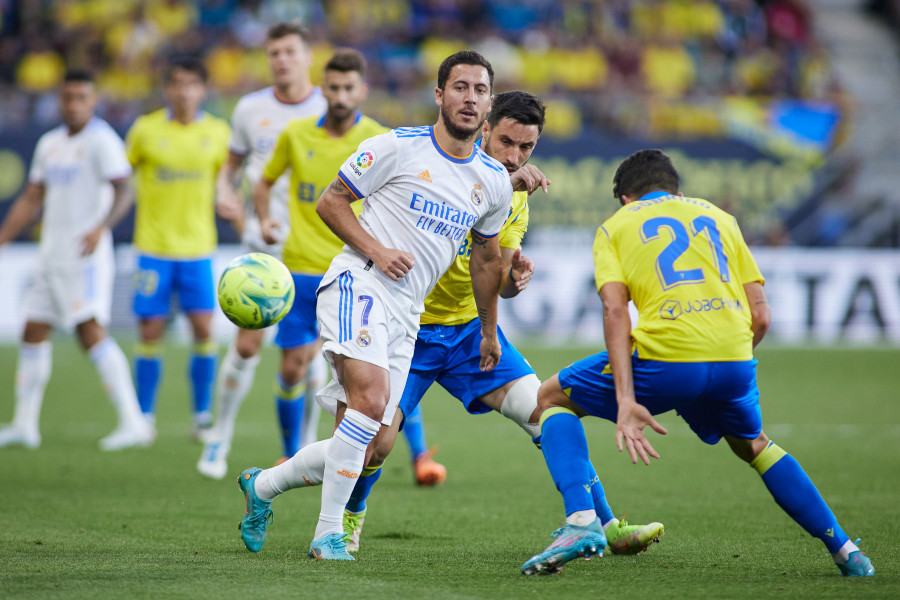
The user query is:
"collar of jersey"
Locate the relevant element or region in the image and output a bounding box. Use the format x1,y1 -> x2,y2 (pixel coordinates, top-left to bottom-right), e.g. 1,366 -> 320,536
317,111 -> 362,129
430,126 -> 475,164
639,191 -> 671,201
166,108 -> 204,123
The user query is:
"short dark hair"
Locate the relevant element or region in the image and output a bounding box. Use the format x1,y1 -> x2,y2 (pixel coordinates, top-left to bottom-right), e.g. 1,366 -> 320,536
165,56 -> 208,84
437,50 -> 494,92
266,22 -> 311,45
64,69 -> 94,84
325,48 -> 367,77
612,149 -> 680,200
488,91 -> 545,134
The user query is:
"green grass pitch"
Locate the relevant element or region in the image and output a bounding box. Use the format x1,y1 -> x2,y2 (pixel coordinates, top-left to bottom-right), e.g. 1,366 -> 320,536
0,341 -> 897,599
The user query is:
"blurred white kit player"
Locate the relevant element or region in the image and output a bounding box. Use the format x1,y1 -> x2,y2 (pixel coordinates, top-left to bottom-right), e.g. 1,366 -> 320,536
198,23 -> 328,479
0,72 -> 152,451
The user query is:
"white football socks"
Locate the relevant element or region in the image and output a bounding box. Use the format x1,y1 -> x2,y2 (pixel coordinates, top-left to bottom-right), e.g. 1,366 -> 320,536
12,341 -> 52,430
567,509 -> 598,528
89,337 -> 145,429
254,438 -> 329,501
213,341 -> 260,443
314,409 -> 379,539
832,539 -> 860,564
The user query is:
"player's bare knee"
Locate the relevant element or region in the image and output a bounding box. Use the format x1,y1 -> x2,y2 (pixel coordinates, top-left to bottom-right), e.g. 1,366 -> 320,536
75,319 -> 105,351
726,431 -> 770,463
22,321 -> 52,344
235,329 -> 263,359
537,375 -> 567,412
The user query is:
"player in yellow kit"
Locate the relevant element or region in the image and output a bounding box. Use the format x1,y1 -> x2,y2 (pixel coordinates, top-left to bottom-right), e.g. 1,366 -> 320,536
252,49 -> 386,463
521,149 -> 873,577
127,57 -> 233,438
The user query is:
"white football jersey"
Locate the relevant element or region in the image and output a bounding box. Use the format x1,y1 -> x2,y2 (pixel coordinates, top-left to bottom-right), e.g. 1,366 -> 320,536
329,125 -> 513,323
229,86 -> 326,253
28,117 -> 131,266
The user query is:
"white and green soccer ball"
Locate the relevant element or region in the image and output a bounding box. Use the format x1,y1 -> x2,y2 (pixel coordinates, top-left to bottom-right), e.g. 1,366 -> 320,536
217,253 -> 295,330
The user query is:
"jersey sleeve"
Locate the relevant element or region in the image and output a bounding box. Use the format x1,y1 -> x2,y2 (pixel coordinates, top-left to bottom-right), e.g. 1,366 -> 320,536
228,99 -> 251,156
125,118 -> 144,166
729,217 -> 765,285
593,225 -> 626,292
95,128 -> 132,181
498,190 -> 529,249
262,126 -> 291,183
27,134 -> 49,184
336,131 -> 398,200
472,176 -> 512,239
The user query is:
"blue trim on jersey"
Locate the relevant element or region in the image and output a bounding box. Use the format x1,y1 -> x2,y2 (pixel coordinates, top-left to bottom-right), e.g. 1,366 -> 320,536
429,126 -> 475,164
337,171 -> 363,199
639,191 -> 672,201
475,146 -> 506,173
470,228 -> 498,239
394,126 -> 430,138
338,271 -> 354,343
317,111 -> 362,128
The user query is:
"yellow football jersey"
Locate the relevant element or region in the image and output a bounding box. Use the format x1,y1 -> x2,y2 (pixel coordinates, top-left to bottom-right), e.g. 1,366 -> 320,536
126,109 -> 230,257
263,113 -> 388,274
422,190 -> 529,326
593,192 -> 764,362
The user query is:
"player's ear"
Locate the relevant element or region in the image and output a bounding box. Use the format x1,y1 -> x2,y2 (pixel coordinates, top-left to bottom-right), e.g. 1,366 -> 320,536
481,120 -> 491,138
434,86 -> 443,107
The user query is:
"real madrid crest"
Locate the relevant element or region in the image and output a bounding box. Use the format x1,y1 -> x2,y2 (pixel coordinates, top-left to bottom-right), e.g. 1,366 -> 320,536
471,182 -> 483,205
356,329 -> 371,347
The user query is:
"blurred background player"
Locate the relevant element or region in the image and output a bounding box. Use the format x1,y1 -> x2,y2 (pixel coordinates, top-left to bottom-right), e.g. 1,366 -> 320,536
232,48 -> 385,479
126,57 -> 233,441
521,149 -> 873,577
0,71 -> 152,451
197,22 -> 327,479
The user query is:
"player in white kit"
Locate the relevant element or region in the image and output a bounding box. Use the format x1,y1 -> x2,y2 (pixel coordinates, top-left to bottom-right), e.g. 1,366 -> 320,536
236,51 -> 513,560
0,71 -> 153,451
197,23 -> 328,479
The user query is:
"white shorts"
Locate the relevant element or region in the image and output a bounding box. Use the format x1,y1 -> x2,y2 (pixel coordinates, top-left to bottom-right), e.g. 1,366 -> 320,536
23,250 -> 114,331
315,267 -> 418,426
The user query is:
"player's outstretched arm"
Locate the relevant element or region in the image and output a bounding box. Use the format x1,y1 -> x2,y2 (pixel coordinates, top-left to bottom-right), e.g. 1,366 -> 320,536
316,177 -> 413,281
0,182 -> 45,250
743,281 -> 770,348
499,247 -> 534,298
600,282 -> 667,465
82,178 -> 133,256
469,231 -> 503,371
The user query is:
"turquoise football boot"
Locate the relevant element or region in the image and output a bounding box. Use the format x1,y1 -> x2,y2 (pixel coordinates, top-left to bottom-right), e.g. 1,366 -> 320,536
237,467 -> 273,552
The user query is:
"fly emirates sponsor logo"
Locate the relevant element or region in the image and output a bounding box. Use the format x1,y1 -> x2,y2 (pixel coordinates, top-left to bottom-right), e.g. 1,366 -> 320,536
409,192 -> 477,242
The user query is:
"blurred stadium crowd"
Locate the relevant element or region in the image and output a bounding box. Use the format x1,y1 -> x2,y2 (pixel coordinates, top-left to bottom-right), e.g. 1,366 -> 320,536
0,0 -> 846,142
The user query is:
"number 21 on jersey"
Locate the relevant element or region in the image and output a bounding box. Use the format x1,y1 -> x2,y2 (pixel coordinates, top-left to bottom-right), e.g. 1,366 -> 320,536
641,216 -> 730,290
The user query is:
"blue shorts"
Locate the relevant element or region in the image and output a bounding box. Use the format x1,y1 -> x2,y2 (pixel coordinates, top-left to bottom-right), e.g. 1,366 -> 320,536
559,352 -> 762,445
398,319 -> 535,418
274,272 -> 323,349
133,255 -> 215,318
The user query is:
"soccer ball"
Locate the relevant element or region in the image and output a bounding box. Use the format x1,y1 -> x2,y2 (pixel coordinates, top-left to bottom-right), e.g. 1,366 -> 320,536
217,253 -> 295,330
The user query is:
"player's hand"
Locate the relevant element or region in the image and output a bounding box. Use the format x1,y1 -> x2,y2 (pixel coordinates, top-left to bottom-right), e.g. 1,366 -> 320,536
508,249 -> 534,292
80,226 -> 104,256
216,192 -> 243,222
478,330 -> 501,372
373,247 -> 414,281
510,165 -> 550,195
260,218 -> 284,245
615,401 -> 667,465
